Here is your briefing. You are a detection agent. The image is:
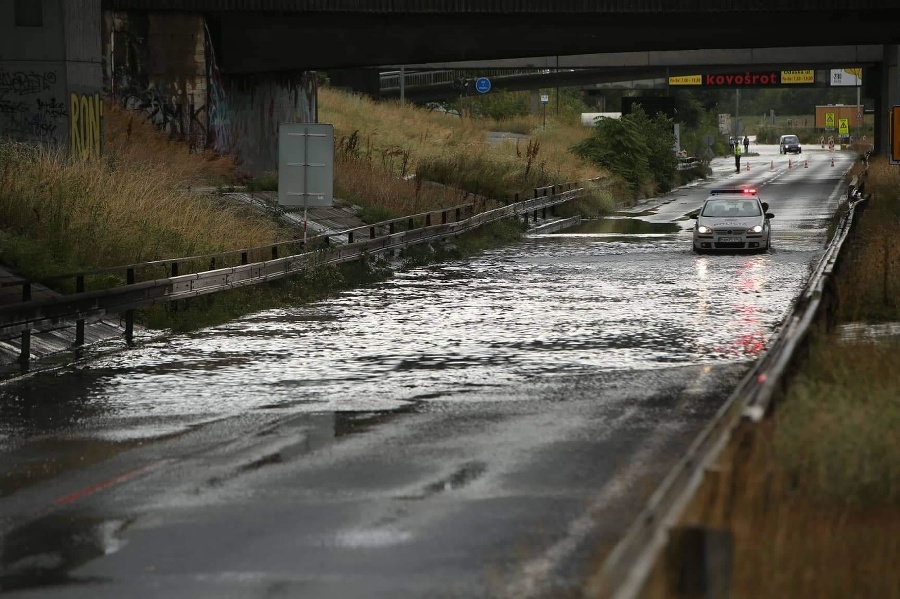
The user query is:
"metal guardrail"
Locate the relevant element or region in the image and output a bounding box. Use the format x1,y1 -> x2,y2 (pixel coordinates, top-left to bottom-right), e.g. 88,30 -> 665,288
586,182 -> 867,599
676,157 -> 702,171
0,187 -> 586,352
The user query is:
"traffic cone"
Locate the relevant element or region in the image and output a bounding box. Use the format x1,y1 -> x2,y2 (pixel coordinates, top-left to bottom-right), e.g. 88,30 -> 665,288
788,159 -> 792,169
746,162 -> 750,171
770,160 -> 774,170
831,157 -> 835,167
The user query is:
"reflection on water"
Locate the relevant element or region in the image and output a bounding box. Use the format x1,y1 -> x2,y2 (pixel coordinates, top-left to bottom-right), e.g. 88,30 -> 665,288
0,224 -> 816,444
0,513 -> 131,591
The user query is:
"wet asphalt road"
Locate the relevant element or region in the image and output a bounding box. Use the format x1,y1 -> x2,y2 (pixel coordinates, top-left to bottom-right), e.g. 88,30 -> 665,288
0,144 -> 856,598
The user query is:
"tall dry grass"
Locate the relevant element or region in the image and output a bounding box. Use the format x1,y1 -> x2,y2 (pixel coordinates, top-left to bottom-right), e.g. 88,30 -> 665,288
319,85 -> 603,205
0,105 -> 284,279
835,156 -> 900,321
103,101 -> 240,187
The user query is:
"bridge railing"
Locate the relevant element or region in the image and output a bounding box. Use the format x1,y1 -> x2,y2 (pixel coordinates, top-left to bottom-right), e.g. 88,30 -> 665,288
380,67 -> 553,91
1,180 -> 605,368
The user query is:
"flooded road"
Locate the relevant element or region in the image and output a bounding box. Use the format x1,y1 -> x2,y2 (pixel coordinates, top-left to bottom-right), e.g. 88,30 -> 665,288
0,146 -> 855,598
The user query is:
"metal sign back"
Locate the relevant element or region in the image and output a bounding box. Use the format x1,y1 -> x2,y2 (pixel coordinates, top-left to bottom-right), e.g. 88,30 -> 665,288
278,123 -> 334,208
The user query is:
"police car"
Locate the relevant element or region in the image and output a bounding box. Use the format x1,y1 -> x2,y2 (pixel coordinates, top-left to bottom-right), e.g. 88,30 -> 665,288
691,188 -> 774,253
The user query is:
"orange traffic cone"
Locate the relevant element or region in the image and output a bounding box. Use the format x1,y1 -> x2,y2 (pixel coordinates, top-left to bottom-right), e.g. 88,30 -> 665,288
831,157 -> 835,167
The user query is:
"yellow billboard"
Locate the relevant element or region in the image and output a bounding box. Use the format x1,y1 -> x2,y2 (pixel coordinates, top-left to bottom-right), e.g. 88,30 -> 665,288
668,75 -> 702,86
781,70 -> 815,84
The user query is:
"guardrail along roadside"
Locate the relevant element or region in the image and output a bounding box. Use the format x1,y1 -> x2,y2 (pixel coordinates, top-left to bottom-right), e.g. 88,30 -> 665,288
1,180 -> 599,373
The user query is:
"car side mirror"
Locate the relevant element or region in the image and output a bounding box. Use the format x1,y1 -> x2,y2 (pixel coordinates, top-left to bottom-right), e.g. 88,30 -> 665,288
766,213 -> 774,219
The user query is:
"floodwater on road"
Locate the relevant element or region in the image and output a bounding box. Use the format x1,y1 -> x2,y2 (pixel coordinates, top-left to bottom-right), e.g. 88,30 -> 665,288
0,225 -> 816,443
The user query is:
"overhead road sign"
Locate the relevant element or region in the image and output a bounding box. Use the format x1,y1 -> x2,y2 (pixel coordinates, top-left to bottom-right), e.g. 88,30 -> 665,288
781,70 -> 815,84
831,68 -> 862,86
668,75 -> 701,86
475,77 -> 491,94
669,70 -> 816,87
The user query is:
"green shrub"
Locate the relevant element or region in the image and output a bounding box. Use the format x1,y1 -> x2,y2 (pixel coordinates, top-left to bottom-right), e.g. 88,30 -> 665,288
572,105 -> 676,195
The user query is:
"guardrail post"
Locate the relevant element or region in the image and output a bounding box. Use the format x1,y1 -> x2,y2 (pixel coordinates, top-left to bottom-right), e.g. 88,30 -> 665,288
272,246 -> 279,260
209,257 -> 216,271
534,188 -> 539,199
124,268 -> 135,345
390,222 -> 396,234
370,226 -> 376,239
523,211 -> 529,225
408,217 -> 414,230
171,262 -> 180,313
552,185 -> 557,196
241,252 -> 248,265
533,209 -> 538,222
348,230 -> 354,244
425,214 -> 432,226
666,526 -> 733,599
515,192 -> 519,204
75,275 -> 85,347
441,211 -> 447,224
542,207 -> 547,219
19,282 -> 31,371
455,208 -> 460,222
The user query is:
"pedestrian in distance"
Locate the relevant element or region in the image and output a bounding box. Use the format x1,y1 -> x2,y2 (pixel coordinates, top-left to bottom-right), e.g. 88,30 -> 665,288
743,135 -> 749,153
734,142 -> 742,173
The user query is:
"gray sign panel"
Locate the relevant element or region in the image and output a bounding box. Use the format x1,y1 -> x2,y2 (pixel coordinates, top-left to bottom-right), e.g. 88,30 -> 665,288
278,123 -> 334,208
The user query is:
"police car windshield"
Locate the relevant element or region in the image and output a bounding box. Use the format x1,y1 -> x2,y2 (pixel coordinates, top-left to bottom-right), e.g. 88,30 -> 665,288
701,199 -> 761,217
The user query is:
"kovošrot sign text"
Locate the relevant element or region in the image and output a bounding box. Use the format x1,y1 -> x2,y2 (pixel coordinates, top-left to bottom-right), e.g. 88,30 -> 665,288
668,70 -> 815,87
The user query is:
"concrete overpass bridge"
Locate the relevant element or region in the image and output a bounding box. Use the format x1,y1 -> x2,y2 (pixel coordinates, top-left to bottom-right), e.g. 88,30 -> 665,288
101,0 -> 898,155
3,0 -> 898,171
373,45 -> 881,103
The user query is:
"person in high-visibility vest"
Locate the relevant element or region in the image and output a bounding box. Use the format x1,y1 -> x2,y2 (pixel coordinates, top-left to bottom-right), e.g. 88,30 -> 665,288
734,142 -> 742,173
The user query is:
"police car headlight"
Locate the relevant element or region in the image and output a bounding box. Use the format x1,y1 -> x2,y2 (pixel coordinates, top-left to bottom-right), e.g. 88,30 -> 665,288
749,225 -> 764,233
697,225 -> 713,234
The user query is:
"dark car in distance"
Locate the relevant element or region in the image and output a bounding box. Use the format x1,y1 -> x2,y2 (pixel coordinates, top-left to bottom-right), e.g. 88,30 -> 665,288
779,134 -> 802,154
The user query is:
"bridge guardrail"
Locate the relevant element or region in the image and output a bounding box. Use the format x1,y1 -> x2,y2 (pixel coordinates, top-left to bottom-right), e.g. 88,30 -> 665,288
585,185 -> 867,599
380,67 -> 553,91
1,185 -> 588,365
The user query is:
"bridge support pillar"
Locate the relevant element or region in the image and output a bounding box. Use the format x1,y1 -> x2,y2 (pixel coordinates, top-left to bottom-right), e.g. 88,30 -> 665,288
530,89 -> 541,116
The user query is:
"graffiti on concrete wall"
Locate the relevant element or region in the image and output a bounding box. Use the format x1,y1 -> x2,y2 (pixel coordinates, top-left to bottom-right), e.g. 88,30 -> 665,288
105,13 -> 209,152
0,67 -> 67,144
70,92 -> 103,159
121,85 -> 206,149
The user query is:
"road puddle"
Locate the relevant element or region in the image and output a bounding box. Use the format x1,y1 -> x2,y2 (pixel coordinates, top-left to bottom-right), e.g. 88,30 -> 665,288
0,513 -> 131,591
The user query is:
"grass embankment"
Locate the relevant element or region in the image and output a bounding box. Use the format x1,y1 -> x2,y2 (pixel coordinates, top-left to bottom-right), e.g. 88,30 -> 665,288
1,88 -> 612,330
641,156 -> 900,599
